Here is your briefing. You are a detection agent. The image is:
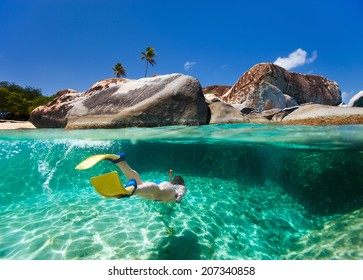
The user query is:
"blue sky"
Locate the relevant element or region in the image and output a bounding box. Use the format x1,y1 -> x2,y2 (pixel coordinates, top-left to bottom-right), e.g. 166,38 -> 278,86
1,0 -> 362,103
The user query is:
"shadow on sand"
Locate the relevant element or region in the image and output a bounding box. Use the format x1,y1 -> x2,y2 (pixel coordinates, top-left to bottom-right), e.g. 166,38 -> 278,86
155,230 -> 201,260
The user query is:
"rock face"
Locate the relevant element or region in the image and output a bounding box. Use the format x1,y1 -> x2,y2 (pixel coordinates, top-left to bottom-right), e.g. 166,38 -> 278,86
30,90 -> 83,128
208,102 -> 249,124
278,148 -> 363,215
202,85 -> 231,96
30,74 -> 208,129
55,88 -> 79,97
284,207 -> 363,259
282,104 -> 363,125
221,63 -> 341,111
348,90 -> 363,107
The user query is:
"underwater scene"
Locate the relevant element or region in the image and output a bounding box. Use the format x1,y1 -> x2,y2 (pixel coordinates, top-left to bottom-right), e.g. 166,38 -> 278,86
0,124 -> 363,260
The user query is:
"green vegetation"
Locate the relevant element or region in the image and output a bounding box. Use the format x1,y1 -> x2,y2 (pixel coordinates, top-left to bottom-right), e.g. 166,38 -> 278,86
0,81 -> 55,120
140,46 -> 157,77
112,63 -> 126,78
113,46 -> 157,78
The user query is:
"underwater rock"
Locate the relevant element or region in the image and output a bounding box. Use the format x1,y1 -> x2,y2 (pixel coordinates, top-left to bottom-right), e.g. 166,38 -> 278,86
30,74 -> 208,129
284,207 -> 363,259
278,150 -> 363,215
348,90 -> 363,107
282,104 -> 363,125
221,63 -> 341,111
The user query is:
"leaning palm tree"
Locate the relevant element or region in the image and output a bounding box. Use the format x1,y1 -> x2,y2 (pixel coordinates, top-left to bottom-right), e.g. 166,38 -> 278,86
112,63 -> 126,78
140,46 -> 157,77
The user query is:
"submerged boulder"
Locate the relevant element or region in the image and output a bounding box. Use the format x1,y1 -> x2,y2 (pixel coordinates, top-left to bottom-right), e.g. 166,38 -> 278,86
278,149 -> 363,215
30,74 -> 208,129
284,207 -> 363,259
222,63 -> 341,111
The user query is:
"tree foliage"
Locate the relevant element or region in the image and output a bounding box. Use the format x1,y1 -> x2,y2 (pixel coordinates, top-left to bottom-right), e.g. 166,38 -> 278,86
0,81 -> 55,120
140,46 -> 157,77
112,63 -> 127,78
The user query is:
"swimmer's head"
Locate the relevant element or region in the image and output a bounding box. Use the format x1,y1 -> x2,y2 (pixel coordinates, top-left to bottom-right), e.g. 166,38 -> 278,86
173,176 -> 186,202
172,176 -> 185,186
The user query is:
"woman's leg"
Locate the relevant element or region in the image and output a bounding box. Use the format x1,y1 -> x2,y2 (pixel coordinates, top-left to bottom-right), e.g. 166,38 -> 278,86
116,161 -> 143,185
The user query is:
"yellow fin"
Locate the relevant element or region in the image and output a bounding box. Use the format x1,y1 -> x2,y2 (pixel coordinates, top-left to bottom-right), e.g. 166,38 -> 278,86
90,171 -> 134,198
75,154 -> 120,170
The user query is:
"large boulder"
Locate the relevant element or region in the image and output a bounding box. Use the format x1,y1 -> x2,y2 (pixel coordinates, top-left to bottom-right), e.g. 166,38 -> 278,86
208,102 -> 249,124
238,81 -> 287,112
282,104 -> 363,125
202,85 -> 231,96
222,63 -> 341,111
30,90 -> 83,128
30,74 -> 209,129
348,90 -> 363,107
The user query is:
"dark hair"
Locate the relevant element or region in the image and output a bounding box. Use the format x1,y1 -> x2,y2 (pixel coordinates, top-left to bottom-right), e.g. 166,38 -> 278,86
172,176 -> 185,186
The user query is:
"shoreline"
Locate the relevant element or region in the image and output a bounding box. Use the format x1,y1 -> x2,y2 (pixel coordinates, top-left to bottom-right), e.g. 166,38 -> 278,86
1,118 -> 363,130
0,120 -> 36,130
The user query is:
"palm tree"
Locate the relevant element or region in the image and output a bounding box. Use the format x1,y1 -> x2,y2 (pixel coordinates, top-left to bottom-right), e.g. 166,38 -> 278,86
112,63 -> 126,78
140,46 -> 157,77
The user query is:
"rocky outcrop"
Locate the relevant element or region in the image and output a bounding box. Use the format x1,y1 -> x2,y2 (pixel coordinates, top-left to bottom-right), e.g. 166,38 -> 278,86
278,148 -> 363,215
208,102 -> 249,124
204,93 -> 222,104
284,94 -> 299,107
30,90 -> 84,128
235,81 -> 287,112
30,74 -> 208,129
282,104 -> 363,125
55,89 -> 79,97
202,85 -> 231,96
284,207 -> 363,259
222,63 -> 341,111
348,90 -> 363,107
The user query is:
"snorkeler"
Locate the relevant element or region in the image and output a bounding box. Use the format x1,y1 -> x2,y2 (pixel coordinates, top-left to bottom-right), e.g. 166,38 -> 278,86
107,153 -> 187,203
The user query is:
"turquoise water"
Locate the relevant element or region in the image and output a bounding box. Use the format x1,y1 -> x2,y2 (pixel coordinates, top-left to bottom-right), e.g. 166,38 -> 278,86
1,124 -> 363,260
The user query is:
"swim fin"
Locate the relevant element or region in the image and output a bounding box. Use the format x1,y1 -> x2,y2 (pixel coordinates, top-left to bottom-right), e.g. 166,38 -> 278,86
90,171 -> 134,198
75,154 -> 120,170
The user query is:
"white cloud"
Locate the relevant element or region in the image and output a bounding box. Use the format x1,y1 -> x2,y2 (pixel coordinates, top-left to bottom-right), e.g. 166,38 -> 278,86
184,61 -> 196,71
274,48 -> 318,70
307,50 -> 318,64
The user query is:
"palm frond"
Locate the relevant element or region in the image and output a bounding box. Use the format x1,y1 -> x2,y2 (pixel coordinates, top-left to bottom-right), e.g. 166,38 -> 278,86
112,62 -> 126,77
141,46 -> 157,76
